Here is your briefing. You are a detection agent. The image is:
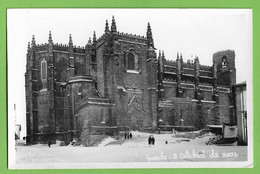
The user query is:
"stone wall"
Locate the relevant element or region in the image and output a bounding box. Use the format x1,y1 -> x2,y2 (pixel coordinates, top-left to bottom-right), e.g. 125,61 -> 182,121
159,96 -> 231,130
74,54 -> 86,76
218,92 -> 231,123
37,91 -> 53,133
77,102 -> 115,146
163,83 -> 177,99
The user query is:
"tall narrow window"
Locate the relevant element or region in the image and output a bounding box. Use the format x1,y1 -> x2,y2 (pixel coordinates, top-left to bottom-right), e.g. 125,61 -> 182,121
41,60 -> 47,90
128,53 -> 135,70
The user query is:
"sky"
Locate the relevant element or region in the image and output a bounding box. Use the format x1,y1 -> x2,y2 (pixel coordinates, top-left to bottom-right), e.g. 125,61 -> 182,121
7,9 -> 252,138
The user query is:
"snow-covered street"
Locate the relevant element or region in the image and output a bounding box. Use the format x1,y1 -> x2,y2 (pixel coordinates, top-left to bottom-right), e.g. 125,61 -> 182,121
15,131 -> 247,165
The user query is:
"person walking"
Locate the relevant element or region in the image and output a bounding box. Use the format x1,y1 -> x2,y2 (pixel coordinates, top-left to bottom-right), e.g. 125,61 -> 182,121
151,136 -> 155,145
148,135 -> 152,145
48,140 -> 51,148
129,132 -> 132,139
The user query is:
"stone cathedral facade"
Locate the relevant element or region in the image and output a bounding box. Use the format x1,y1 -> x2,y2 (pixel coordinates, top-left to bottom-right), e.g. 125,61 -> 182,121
25,17 -> 236,145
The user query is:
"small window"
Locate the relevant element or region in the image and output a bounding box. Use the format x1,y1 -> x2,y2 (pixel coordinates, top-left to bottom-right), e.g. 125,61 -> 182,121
128,53 -> 135,70
222,56 -> 228,68
41,60 -> 47,90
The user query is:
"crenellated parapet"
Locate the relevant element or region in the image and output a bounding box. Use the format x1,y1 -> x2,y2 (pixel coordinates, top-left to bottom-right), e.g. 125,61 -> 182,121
213,49 -> 235,57
34,43 -> 48,52
182,61 -> 195,69
181,80 -> 194,85
117,31 -> 147,45
163,78 -> 177,82
163,59 -> 214,79
200,64 -> 213,72
53,43 -> 69,52
199,82 -> 213,88
117,31 -> 146,39
165,60 -> 177,66
34,43 -> 86,54
73,45 -> 85,54
96,28 -> 147,46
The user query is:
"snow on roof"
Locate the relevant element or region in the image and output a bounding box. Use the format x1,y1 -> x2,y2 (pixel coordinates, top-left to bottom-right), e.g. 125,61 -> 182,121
207,125 -> 223,128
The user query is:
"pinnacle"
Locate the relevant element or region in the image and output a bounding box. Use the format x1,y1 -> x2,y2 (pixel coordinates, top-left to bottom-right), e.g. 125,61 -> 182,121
88,37 -> 92,44
27,42 -> 30,50
111,16 -> 117,33
93,31 -> 97,43
31,35 -> 36,46
105,19 -> 110,33
69,34 -> 73,44
162,50 -> 165,58
48,31 -> 52,42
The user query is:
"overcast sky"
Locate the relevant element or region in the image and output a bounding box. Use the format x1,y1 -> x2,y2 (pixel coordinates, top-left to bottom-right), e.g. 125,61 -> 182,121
7,9 -> 252,137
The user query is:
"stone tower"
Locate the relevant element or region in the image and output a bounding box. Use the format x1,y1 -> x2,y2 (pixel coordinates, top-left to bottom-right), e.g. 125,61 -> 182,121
213,50 -> 236,123
213,50 -> 236,87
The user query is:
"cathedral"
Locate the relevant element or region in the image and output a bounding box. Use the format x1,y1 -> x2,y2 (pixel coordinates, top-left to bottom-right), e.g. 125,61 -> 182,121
25,17 -> 236,145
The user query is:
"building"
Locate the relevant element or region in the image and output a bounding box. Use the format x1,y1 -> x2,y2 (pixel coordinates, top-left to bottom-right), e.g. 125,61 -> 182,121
15,124 -> 21,139
25,17 -> 236,145
233,82 -> 247,145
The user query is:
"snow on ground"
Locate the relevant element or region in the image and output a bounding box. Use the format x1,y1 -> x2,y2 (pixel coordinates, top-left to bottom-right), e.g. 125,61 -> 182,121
98,137 -> 116,147
15,131 -> 247,165
15,139 -> 26,146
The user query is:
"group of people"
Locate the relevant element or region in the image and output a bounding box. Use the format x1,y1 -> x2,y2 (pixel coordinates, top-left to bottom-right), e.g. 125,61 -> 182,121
125,132 -> 133,139
125,132 -> 156,145
148,135 -> 155,145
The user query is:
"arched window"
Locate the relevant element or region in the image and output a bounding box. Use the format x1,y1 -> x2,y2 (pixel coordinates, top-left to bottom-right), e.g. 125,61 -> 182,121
128,53 -> 135,70
41,60 -> 47,90
222,56 -> 228,68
